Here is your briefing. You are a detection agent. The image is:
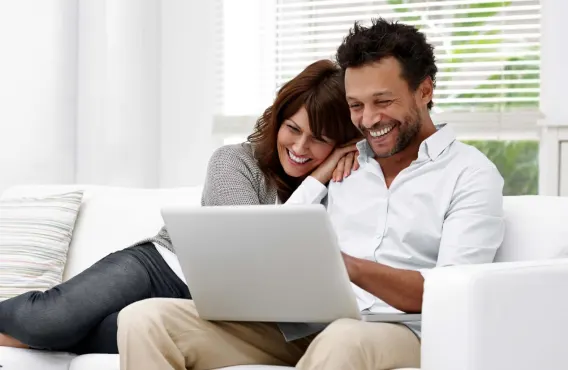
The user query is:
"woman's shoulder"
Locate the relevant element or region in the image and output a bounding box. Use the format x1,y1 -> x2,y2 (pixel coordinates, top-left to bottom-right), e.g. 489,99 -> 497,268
208,142 -> 262,177
211,142 -> 254,159
210,142 -> 257,167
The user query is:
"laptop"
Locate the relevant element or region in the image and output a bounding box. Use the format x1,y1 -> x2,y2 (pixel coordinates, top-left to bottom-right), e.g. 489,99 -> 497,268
161,204 -> 421,323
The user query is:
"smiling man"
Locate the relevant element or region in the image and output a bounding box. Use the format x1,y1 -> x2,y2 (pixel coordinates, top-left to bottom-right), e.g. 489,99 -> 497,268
324,17 -> 506,352
117,19 -> 505,370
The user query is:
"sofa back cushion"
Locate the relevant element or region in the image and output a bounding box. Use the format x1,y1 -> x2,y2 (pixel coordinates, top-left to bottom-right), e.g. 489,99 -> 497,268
1,185 -> 202,280
497,196 -> 568,262
0,190 -> 83,300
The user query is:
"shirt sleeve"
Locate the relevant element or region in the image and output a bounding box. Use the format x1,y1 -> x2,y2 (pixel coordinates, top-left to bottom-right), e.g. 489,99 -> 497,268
421,165 -> 505,278
201,146 -> 262,206
284,176 -> 328,205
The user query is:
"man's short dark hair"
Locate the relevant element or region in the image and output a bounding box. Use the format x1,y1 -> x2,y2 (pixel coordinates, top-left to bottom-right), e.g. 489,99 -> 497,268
336,18 -> 437,110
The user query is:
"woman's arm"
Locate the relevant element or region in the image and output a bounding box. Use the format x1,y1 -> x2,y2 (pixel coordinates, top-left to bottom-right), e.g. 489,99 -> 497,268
285,143 -> 360,205
201,143 -> 361,207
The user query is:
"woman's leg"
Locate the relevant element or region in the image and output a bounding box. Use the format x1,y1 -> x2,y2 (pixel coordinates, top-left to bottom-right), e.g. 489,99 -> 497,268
71,246 -> 190,355
0,243 -> 189,353
69,312 -> 120,354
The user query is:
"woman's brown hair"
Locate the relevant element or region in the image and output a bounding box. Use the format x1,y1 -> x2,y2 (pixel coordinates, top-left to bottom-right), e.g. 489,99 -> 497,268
247,59 -> 361,202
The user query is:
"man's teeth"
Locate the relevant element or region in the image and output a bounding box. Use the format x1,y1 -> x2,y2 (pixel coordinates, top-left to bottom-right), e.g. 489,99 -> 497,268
369,125 -> 394,138
288,150 -> 309,164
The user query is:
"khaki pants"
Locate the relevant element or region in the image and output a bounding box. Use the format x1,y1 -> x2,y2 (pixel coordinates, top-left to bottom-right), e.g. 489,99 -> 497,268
117,298 -> 420,370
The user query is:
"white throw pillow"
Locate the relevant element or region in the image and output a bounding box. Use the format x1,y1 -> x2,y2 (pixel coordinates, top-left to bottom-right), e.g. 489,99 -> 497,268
0,190 -> 84,301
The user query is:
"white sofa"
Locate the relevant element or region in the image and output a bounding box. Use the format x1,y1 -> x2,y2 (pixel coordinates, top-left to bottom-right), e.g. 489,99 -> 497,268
1,185 -> 568,370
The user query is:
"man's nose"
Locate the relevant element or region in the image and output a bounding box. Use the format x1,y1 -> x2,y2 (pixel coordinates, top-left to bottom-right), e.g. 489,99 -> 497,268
361,109 -> 381,129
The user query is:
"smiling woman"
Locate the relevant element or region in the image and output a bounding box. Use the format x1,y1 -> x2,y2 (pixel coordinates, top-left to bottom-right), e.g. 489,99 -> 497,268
249,59 -> 362,201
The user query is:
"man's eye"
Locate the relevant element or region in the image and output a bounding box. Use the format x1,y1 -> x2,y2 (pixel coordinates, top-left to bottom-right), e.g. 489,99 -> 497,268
377,100 -> 393,105
349,103 -> 361,109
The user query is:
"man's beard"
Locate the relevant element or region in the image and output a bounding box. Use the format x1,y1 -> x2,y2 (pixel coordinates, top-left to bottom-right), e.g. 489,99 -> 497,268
359,107 -> 422,158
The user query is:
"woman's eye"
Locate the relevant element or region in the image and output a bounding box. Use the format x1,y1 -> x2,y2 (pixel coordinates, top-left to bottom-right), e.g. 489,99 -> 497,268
314,136 -> 332,145
287,124 -> 299,132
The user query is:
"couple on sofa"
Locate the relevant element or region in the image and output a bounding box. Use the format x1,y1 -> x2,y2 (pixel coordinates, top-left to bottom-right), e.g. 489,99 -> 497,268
0,19 -> 505,370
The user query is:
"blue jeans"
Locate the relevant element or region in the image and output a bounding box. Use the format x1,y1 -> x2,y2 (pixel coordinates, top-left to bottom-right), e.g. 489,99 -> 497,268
0,243 -> 190,354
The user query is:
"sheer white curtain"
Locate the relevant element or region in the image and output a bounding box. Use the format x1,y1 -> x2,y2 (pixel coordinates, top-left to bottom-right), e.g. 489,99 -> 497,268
77,0 -> 220,188
0,0 -> 77,193
0,0 -> 220,193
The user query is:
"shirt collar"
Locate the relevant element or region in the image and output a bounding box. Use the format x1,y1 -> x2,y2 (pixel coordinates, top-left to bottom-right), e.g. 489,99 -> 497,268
356,123 -> 456,163
419,123 -> 456,161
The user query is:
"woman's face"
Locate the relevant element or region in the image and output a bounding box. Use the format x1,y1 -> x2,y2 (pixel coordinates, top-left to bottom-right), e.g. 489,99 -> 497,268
276,107 -> 335,178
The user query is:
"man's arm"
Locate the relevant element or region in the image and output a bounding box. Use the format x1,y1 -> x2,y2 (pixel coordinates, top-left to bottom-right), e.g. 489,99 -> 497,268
343,252 -> 424,313
339,164 -> 504,314
435,165 -> 504,267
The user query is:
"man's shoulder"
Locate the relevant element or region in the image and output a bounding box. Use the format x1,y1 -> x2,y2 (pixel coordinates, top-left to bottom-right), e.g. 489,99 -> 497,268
327,166 -> 367,193
447,141 -> 504,188
449,140 -> 500,172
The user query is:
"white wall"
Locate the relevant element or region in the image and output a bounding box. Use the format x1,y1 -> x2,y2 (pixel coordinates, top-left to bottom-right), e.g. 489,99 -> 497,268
0,1 -> 77,193
561,141 -> 568,196
538,0 -> 568,196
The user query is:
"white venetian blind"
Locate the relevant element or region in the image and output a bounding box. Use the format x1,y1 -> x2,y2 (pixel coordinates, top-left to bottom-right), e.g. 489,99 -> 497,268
276,0 -> 540,112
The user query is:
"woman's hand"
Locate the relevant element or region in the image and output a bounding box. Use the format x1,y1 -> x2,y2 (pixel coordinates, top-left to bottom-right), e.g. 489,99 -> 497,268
332,151 -> 360,182
311,141 -> 359,184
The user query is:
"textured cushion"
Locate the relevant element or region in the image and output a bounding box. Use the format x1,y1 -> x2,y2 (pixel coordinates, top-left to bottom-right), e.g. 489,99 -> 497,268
0,190 -> 83,300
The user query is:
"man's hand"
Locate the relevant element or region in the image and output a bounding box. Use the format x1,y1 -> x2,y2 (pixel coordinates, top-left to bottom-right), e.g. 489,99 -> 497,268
340,251 -> 424,313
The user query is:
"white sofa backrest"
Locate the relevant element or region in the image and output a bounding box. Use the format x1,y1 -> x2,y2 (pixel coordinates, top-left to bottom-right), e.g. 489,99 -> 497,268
1,185 -> 202,281
3,187 -> 568,280
497,196 -> 568,262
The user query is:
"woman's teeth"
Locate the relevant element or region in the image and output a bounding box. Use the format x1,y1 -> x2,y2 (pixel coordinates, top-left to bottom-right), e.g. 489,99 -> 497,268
288,149 -> 310,164
369,125 -> 394,138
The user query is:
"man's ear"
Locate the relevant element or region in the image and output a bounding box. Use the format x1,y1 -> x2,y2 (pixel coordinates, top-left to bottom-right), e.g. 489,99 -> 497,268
418,77 -> 434,107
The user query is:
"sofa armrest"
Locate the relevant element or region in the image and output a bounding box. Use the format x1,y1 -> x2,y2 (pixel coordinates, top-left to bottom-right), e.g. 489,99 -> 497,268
421,259 -> 568,370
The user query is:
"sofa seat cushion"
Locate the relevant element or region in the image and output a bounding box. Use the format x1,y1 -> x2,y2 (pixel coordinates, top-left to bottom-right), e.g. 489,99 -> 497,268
68,354 -> 119,370
0,347 -> 75,370
0,348 -> 420,370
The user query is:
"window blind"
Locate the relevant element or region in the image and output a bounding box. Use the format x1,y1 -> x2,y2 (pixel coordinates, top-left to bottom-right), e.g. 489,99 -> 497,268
275,0 -> 540,112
